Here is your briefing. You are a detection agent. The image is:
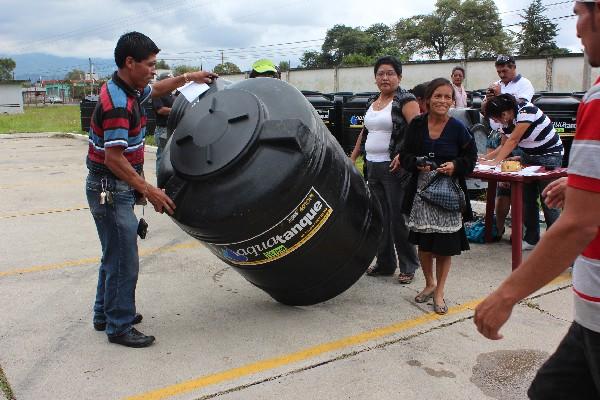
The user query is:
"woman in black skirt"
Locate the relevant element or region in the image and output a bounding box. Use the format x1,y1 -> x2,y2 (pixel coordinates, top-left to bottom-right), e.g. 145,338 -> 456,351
400,78 -> 477,314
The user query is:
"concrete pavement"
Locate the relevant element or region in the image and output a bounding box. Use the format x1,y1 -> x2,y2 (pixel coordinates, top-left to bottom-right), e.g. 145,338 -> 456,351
0,133 -> 573,400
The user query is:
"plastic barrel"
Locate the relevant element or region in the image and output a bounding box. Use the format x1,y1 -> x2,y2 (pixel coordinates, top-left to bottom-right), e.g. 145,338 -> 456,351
80,99 -> 97,133
158,78 -> 383,306
533,94 -> 581,167
340,93 -> 370,155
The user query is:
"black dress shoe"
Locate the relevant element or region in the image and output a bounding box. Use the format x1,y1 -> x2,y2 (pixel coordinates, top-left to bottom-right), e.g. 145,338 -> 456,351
108,328 -> 155,348
94,313 -> 143,331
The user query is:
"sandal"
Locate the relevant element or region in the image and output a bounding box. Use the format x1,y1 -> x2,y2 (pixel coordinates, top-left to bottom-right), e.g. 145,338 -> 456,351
366,265 -> 395,276
397,273 -> 414,284
414,289 -> 435,303
433,299 -> 448,315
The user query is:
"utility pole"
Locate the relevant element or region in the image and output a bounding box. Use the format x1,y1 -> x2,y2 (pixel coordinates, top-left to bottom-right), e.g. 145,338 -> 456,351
221,50 -> 224,66
89,58 -> 93,96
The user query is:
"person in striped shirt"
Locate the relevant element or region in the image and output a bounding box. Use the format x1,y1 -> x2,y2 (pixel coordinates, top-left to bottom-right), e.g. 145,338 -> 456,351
475,1 -> 600,397
87,31 -> 217,348
481,94 -> 564,247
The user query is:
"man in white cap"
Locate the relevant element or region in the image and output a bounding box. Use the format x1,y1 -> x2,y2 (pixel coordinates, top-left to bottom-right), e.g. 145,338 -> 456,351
475,2 -> 600,397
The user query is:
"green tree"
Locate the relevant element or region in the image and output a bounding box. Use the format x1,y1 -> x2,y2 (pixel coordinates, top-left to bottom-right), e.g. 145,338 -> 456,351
454,0 -> 511,59
341,53 -> 373,66
173,65 -> 199,76
321,25 -> 372,66
64,69 -> 86,81
518,0 -> 570,56
278,61 -> 290,72
393,18 -> 422,61
213,62 -> 241,74
0,58 -> 16,80
156,59 -> 170,69
299,50 -> 330,69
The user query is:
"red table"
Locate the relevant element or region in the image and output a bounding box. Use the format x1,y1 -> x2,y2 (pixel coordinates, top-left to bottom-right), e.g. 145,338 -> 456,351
470,167 -> 568,270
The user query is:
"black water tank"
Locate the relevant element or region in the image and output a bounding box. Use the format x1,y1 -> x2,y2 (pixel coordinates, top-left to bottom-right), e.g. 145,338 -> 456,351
533,94 -> 581,167
80,99 -> 96,132
79,98 -> 157,136
340,93 -> 371,155
158,78 -> 382,306
301,91 -> 339,142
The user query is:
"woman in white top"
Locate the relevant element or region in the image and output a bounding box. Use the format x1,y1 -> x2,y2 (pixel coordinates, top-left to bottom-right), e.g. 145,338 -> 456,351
350,56 -> 420,283
451,66 -> 468,108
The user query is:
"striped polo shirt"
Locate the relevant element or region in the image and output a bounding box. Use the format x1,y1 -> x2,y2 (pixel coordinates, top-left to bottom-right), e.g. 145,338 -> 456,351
569,77 -> 600,333
506,101 -> 563,156
87,72 -> 152,174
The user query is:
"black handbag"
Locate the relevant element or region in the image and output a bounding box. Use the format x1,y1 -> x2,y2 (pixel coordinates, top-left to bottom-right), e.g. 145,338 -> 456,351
417,171 -> 466,212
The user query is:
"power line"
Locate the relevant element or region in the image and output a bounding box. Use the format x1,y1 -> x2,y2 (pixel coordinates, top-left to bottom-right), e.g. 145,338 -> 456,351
499,0 -> 572,15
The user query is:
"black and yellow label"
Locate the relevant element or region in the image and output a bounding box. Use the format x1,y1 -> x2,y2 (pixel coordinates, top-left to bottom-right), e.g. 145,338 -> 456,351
211,187 -> 333,266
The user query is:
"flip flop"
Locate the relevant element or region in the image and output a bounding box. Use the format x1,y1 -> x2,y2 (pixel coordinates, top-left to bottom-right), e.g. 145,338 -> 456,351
414,289 -> 435,303
434,299 -> 448,315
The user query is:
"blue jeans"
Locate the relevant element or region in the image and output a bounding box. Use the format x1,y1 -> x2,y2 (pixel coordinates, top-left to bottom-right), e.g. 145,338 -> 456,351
367,161 -> 419,274
521,153 -> 563,245
86,173 -> 139,337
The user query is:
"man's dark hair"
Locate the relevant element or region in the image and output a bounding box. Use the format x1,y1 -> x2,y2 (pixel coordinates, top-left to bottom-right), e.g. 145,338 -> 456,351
373,56 -> 402,76
495,55 -> 516,67
411,81 -> 430,99
114,32 -> 160,68
484,93 -> 518,119
424,78 -> 454,101
452,66 -> 465,76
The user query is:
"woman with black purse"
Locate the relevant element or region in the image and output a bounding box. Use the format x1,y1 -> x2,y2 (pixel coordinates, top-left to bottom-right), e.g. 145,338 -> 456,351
400,78 -> 477,314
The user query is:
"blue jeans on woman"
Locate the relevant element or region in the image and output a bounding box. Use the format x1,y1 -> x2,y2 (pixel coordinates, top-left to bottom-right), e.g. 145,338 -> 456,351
86,173 -> 140,337
521,153 -> 563,246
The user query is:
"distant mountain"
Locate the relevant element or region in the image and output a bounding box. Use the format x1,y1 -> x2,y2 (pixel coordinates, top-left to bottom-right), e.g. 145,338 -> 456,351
1,53 -> 114,81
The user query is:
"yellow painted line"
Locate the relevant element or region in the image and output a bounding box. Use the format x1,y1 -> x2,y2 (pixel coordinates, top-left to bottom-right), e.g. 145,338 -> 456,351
0,241 -> 200,278
0,205 -> 89,220
125,274 -> 573,400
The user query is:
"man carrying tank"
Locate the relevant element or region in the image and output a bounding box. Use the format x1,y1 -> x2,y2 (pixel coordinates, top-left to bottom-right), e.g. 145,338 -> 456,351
87,31 -> 217,348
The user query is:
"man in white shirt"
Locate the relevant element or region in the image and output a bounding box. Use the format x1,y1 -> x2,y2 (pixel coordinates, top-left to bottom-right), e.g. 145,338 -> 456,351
486,55 -> 534,102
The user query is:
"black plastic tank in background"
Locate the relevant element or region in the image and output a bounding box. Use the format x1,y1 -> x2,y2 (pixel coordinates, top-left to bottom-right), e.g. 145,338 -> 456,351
158,78 -> 382,306
79,98 -> 156,136
301,91 -> 341,143
340,93 -> 371,155
533,94 -> 581,167
80,99 -> 96,132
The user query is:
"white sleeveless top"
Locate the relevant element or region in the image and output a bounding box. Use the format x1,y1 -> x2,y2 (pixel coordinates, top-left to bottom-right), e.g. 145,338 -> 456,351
364,101 -> 393,162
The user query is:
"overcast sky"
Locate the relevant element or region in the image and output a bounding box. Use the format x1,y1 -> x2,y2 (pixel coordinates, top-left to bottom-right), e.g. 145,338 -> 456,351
0,0 -> 581,74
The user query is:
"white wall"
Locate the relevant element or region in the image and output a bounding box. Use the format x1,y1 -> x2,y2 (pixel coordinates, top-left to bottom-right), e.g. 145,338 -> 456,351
220,55 -> 595,94
0,83 -> 24,114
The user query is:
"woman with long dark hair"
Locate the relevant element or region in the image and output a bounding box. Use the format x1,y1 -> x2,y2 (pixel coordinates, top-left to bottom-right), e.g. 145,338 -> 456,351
400,78 -> 477,314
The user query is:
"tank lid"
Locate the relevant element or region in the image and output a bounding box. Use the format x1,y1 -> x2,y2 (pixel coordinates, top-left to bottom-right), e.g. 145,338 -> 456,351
169,89 -> 261,177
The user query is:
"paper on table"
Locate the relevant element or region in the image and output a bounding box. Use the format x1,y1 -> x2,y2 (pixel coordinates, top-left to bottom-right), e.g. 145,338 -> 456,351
177,81 -> 210,102
475,163 -> 496,171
